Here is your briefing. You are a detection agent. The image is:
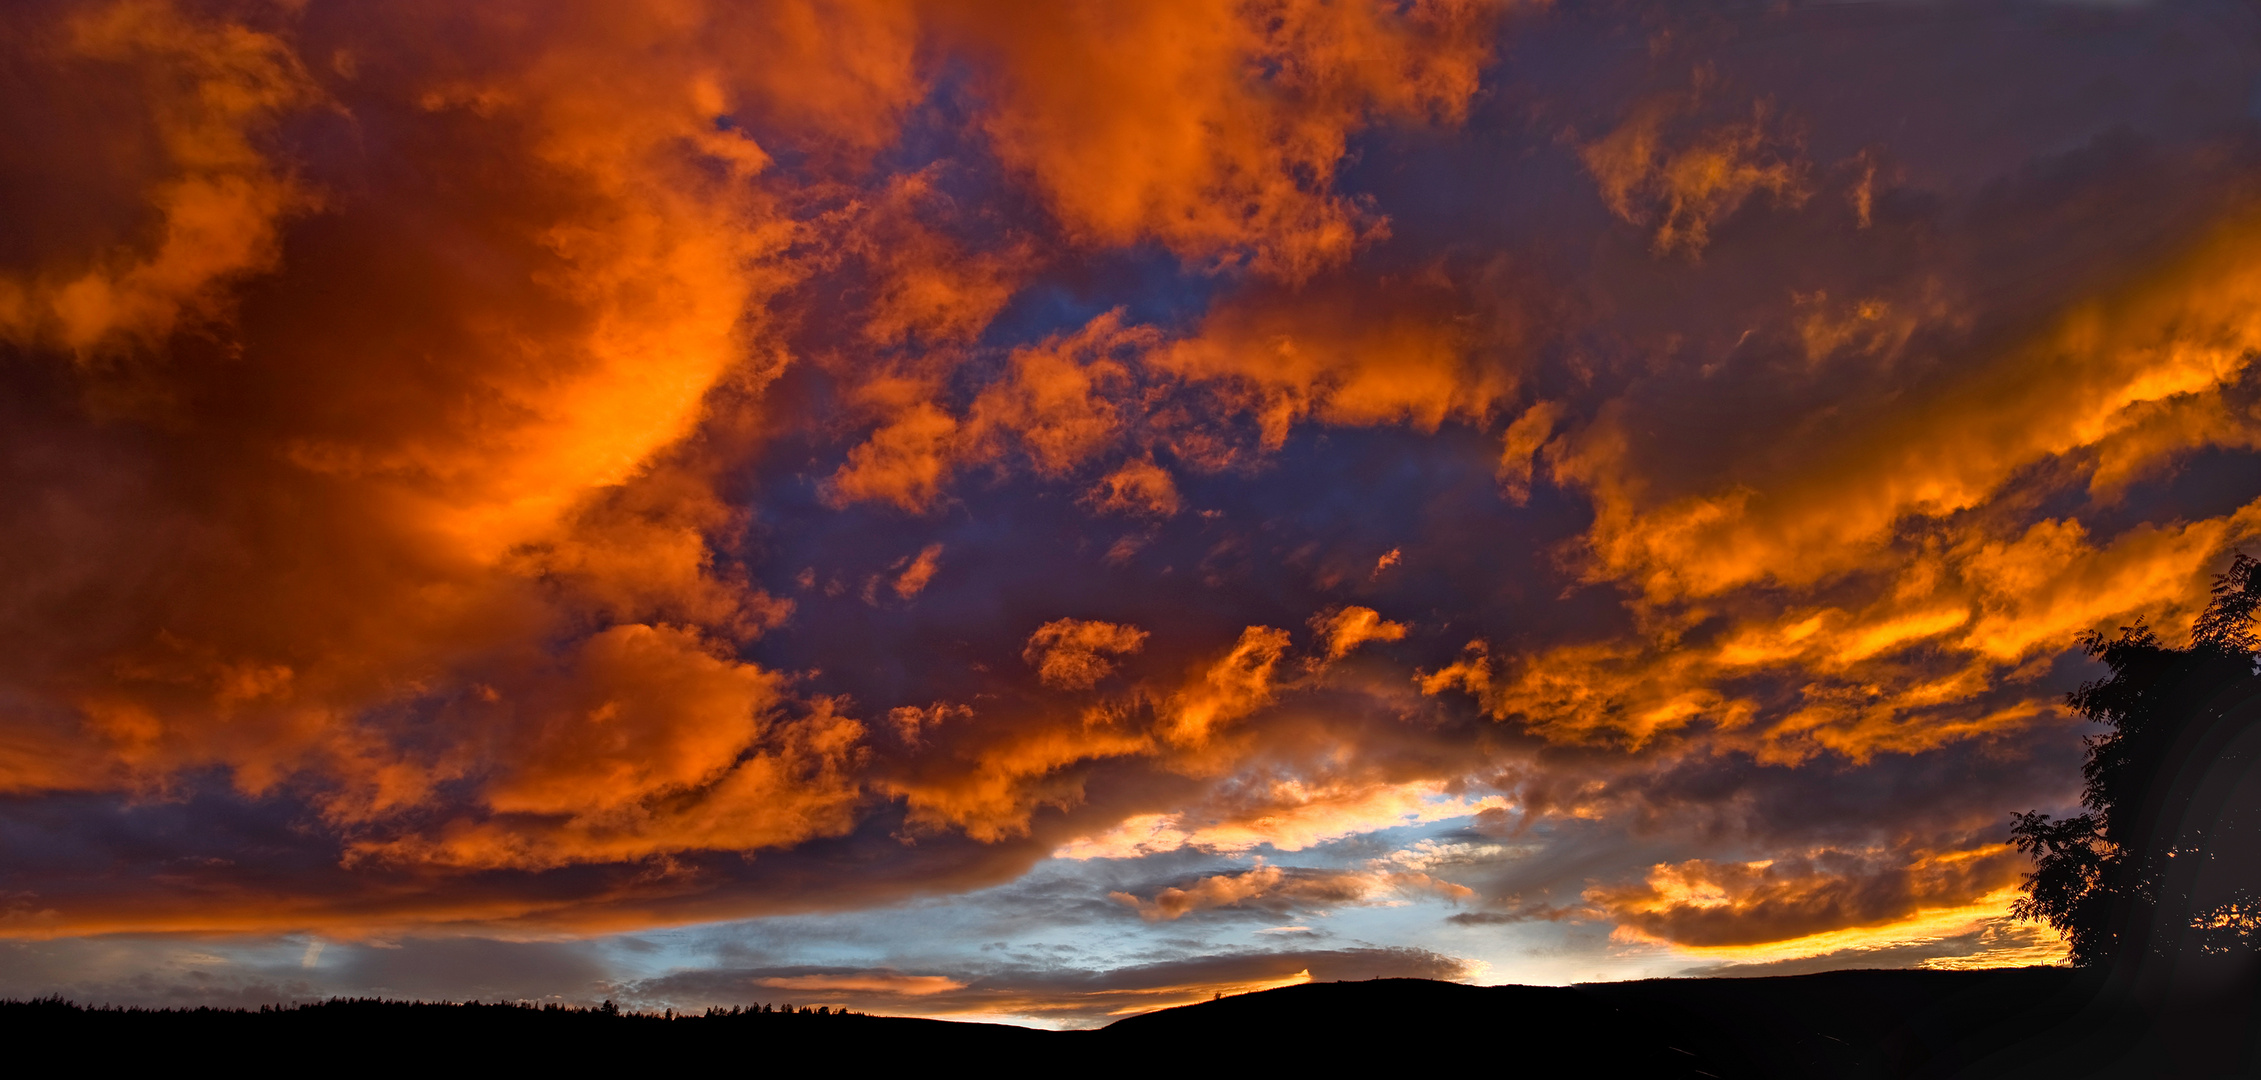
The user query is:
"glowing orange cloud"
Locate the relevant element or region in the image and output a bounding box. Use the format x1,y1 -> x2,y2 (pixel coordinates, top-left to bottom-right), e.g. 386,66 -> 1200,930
758,973 -> 967,997
0,1 -> 315,354
1580,92 -> 1808,256
953,0 -> 1501,277
1024,619 -> 1149,691
1056,780 -> 1508,859
1110,858 -> 1475,921
1586,846 -> 2028,949
1311,606 -> 1408,661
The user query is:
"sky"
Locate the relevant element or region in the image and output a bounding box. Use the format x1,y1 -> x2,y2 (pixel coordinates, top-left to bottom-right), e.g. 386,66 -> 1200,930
2,0 -> 2259,1028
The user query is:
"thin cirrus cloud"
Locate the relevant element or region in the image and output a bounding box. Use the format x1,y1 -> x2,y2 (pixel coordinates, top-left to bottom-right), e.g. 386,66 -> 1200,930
0,0 -> 2257,1019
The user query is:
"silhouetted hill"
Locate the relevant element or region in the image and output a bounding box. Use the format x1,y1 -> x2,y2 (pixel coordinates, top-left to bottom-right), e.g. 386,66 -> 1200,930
1103,968 -> 2256,1077
1102,976 -> 1722,1074
6,968 -> 2253,1076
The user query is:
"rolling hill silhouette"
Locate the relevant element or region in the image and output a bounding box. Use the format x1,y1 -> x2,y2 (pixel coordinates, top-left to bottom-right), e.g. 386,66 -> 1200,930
6,966 -> 2253,1076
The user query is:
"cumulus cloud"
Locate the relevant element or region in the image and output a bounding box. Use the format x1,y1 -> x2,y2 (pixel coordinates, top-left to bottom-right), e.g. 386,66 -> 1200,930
1084,457 -> 1182,518
825,312 -> 1158,511
892,544 -> 944,599
1310,606 -> 1408,661
1159,626 -> 1293,751
1022,619 -> 1149,691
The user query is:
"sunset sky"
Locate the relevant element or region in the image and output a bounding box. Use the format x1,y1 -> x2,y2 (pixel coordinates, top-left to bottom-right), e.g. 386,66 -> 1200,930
3,0 -> 2260,1027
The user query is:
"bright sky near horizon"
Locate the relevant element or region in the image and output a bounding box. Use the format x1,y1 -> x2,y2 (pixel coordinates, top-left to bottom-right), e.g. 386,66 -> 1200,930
3,0 -> 2259,1027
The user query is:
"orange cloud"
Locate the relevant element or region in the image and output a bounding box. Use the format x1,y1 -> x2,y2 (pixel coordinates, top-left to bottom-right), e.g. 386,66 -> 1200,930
1160,626 -> 1293,750
0,0 -> 317,354
824,400 -> 961,512
826,271 -> 1525,514
1588,846 -> 2028,949
884,621 -> 1307,842
1111,859 -> 1475,921
955,0 -> 1500,277
884,615 -> 1401,845
1153,275 -> 1512,449
1560,217 -> 2261,605
850,172 -> 1029,348
1580,94 -> 1808,256
887,701 -> 972,749
1023,619 -> 1150,691
1439,210 -> 2261,763
892,543 -> 944,599
1496,401 -> 1560,505
757,972 -> 967,997
825,311 -> 1156,511
0,0 -> 903,905
1311,606 -> 1408,661
884,706 -> 1153,843
1055,779 -> 1508,859
1439,498 -> 2261,761
1113,863 -> 1295,920
963,312 -> 1154,476
1084,457 -> 1182,518
344,642 -> 866,871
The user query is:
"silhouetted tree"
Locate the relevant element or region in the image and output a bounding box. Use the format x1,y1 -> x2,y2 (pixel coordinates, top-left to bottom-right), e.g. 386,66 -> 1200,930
2012,553 -> 2261,969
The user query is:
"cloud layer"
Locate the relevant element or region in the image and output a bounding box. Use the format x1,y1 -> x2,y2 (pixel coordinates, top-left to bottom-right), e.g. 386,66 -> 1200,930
3,0 -> 2259,1017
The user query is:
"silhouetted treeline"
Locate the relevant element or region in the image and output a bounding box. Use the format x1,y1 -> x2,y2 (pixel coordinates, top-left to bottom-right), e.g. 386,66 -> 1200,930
0,994 -> 861,1022
6,968 -> 2251,1077
0,992 -> 1054,1068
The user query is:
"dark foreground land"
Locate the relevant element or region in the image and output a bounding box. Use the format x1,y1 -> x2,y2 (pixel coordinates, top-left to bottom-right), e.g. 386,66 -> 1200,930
6,967 -> 2254,1077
